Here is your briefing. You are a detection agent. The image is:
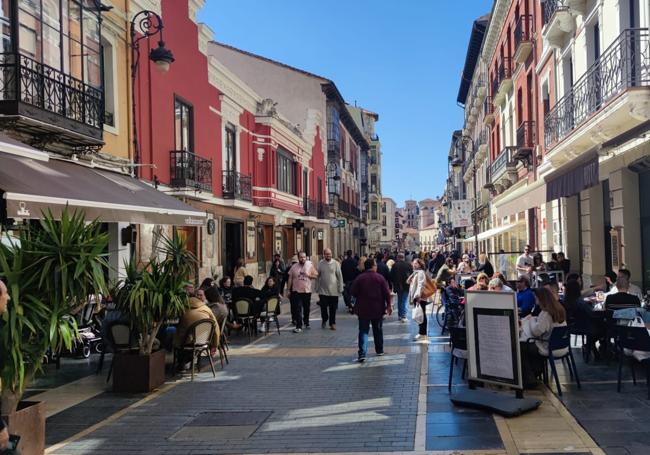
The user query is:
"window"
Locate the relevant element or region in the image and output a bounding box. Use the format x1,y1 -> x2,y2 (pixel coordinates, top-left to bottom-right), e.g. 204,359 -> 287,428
18,0 -> 102,87
277,148 -> 296,195
370,174 -> 377,193
102,36 -> 115,128
371,202 -> 378,220
174,98 -> 193,152
382,216 -> 386,226
382,228 -> 387,237
225,125 -> 236,172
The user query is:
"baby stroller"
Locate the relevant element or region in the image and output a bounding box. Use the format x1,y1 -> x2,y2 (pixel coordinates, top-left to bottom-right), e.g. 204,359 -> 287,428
73,296 -> 104,358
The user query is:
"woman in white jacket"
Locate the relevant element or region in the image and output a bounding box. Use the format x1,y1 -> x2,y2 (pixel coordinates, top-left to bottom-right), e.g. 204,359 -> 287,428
408,258 -> 430,341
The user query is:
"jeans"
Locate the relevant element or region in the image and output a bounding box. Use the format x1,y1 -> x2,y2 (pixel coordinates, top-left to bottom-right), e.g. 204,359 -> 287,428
319,295 -> 339,326
358,318 -> 384,358
343,282 -> 353,308
418,301 -> 429,335
291,292 -> 311,328
396,290 -> 409,319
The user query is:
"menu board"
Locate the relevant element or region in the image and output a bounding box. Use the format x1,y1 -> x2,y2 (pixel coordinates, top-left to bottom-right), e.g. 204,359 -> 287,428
465,290 -> 522,389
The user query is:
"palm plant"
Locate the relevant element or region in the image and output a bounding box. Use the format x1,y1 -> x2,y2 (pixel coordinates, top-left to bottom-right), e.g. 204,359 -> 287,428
0,209 -> 108,414
114,231 -> 193,355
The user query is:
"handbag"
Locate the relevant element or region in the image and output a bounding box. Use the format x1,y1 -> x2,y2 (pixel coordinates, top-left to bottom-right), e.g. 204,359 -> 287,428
412,305 -> 424,324
420,274 -> 437,300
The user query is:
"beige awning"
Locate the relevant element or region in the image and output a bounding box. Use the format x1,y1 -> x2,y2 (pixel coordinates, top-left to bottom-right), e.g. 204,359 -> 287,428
495,182 -> 546,218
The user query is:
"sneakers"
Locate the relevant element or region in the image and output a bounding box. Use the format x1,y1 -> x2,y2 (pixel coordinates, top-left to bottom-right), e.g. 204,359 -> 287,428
321,321 -> 326,329
400,317 -> 407,323
376,352 -> 385,356
356,356 -> 366,363
413,334 -> 428,341
293,328 -> 302,333
305,324 -> 311,329
330,325 -> 336,330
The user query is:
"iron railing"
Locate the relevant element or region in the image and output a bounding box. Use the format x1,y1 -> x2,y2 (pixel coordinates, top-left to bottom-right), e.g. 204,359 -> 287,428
498,57 -> 512,85
170,151 -> 212,192
222,170 -> 252,201
516,121 -> 536,148
515,15 -> 532,49
484,95 -> 494,116
491,146 -> 517,181
470,77 -> 485,101
491,77 -> 499,98
542,0 -> 569,26
544,28 -> 650,148
478,128 -> 489,146
303,198 -> 326,218
0,52 -> 103,130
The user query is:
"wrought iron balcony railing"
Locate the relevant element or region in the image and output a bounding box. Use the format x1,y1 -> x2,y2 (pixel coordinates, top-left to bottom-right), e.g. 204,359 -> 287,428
491,146 -> 518,181
170,150 -> 212,192
0,52 -> 103,142
478,128 -> 489,146
303,198 -> 326,218
542,0 -> 569,26
498,57 -> 512,85
544,28 -> 650,149
516,121 -> 536,148
515,15 -> 532,49
222,170 -> 252,201
484,96 -> 494,116
491,78 -> 499,98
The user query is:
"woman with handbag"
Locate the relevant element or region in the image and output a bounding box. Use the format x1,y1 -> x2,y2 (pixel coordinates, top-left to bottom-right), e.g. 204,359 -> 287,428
408,258 -> 435,341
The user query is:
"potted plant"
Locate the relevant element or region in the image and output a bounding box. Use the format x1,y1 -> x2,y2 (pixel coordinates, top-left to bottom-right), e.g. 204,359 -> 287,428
112,232 -> 194,393
0,209 -> 108,455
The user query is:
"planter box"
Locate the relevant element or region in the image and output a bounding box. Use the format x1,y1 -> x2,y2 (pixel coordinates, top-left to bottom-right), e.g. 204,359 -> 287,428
112,349 -> 166,393
2,400 -> 45,455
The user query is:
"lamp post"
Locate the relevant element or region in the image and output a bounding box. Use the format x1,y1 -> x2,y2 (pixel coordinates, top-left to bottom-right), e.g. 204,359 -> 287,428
451,135 -> 478,268
130,10 -> 175,174
327,161 -> 341,255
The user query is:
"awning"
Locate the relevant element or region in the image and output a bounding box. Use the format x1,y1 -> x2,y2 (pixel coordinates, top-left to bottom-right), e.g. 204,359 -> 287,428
1,153 -> 206,226
496,182 -> 546,218
545,153 -> 599,201
462,222 -> 523,244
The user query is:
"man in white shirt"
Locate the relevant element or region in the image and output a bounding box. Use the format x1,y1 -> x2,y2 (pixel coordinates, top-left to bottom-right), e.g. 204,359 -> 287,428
606,269 -> 643,300
516,245 -> 534,280
498,248 -> 508,278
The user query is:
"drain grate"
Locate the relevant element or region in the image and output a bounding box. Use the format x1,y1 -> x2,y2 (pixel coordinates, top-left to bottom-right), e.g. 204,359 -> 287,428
170,411 -> 272,441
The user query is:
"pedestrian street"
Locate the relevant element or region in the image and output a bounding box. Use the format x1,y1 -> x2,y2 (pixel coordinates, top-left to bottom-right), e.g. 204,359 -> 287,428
33,299 -> 642,455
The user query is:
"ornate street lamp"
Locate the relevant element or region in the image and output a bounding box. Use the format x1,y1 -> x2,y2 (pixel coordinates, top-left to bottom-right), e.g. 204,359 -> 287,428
130,10 -> 175,172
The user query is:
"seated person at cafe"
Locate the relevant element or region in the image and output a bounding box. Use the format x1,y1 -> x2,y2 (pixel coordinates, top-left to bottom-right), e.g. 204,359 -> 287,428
468,272 -> 489,291
488,278 -> 503,291
605,274 -> 641,311
543,279 -> 560,303
261,276 -> 280,301
232,275 -> 263,314
519,287 -> 567,388
173,294 -> 220,369
606,269 -> 643,300
516,275 -> 536,317
204,286 -> 228,324
435,257 -> 456,286
493,272 -> 514,292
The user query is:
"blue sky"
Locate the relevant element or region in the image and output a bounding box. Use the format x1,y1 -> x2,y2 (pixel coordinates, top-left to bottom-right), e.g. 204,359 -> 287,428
199,1 -> 492,207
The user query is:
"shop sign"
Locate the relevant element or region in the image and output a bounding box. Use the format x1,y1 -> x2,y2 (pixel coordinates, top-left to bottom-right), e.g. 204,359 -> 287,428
451,200 -> 472,228
246,221 -> 256,259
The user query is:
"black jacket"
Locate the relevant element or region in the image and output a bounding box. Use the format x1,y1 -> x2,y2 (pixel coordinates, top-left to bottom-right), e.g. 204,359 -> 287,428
341,257 -> 359,283
605,292 -> 641,311
376,260 -> 391,288
390,260 -> 413,293
477,260 -> 494,278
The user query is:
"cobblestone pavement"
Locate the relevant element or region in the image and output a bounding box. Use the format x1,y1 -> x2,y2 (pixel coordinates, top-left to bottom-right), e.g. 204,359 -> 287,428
50,301 -> 425,454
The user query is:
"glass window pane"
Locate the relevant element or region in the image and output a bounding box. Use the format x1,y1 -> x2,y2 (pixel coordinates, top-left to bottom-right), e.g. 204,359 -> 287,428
181,105 -> 190,151
43,24 -> 61,69
174,100 -> 182,150
0,0 -> 11,53
19,12 -> 41,61
42,0 -> 61,29
20,0 -> 41,17
82,8 -> 99,51
68,0 -> 81,42
68,38 -> 82,80
84,46 -> 100,87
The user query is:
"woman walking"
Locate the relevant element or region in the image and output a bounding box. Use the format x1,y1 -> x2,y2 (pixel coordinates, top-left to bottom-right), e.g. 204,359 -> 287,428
408,258 -> 430,341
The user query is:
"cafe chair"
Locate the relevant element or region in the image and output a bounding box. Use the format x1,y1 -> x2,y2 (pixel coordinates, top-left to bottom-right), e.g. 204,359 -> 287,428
103,322 -> 134,383
540,326 -> 581,396
616,325 -> 650,399
259,297 -> 281,336
175,318 -> 217,381
218,317 -> 229,367
233,298 -> 256,341
448,326 -> 468,392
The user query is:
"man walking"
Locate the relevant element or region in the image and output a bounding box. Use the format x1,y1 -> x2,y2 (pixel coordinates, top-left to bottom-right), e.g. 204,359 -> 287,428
286,251 -> 318,333
389,252 -> 412,322
341,250 -> 359,312
350,258 -> 392,362
315,248 -> 344,330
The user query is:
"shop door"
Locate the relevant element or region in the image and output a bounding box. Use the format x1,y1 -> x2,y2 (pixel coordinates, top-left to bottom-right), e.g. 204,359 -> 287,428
303,228 -> 311,257
176,226 -> 199,283
223,221 -> 243,278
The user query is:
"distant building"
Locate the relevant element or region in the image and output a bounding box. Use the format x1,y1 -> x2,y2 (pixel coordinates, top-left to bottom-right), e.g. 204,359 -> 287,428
380,197 -> 396,249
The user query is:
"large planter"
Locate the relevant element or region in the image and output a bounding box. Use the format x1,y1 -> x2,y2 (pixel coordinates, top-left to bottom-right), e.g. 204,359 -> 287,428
112,349 -> 166,393
2,400 -> 45,455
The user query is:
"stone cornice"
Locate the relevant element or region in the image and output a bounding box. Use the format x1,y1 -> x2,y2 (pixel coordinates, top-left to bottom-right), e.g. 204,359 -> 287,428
482,0 -> 510,65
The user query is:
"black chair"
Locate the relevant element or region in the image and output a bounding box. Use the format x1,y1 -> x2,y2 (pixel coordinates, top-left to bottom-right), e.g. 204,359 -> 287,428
448,326 -> 468,392
174,318 -> 217,381
101,322 -> 134,383
616,325 -> 650,399
259,296 -> 281,335
539,326 -> 581,396
233,298 -> 256,341
218,316 -> 229,367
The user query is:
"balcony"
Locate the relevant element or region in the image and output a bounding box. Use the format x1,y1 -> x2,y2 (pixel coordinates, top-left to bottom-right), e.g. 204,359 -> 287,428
515,121 -> 535,168
222,170 -> 252,201
170,151 -> 212,192
0,52 -> 103,146
514,15 -> 533,65
475,129 -> 489,165
484,96 -> 495,125
493,58 -> 513,106
490,146 -> 518,193
542,0 -> 574,49
303,199 -> 327,219
473,78 -> 487,105
543,29 -> 650,169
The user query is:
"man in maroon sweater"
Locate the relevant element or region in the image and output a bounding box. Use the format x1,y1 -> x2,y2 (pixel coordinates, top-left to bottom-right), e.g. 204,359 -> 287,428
350,258 -> 392,362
